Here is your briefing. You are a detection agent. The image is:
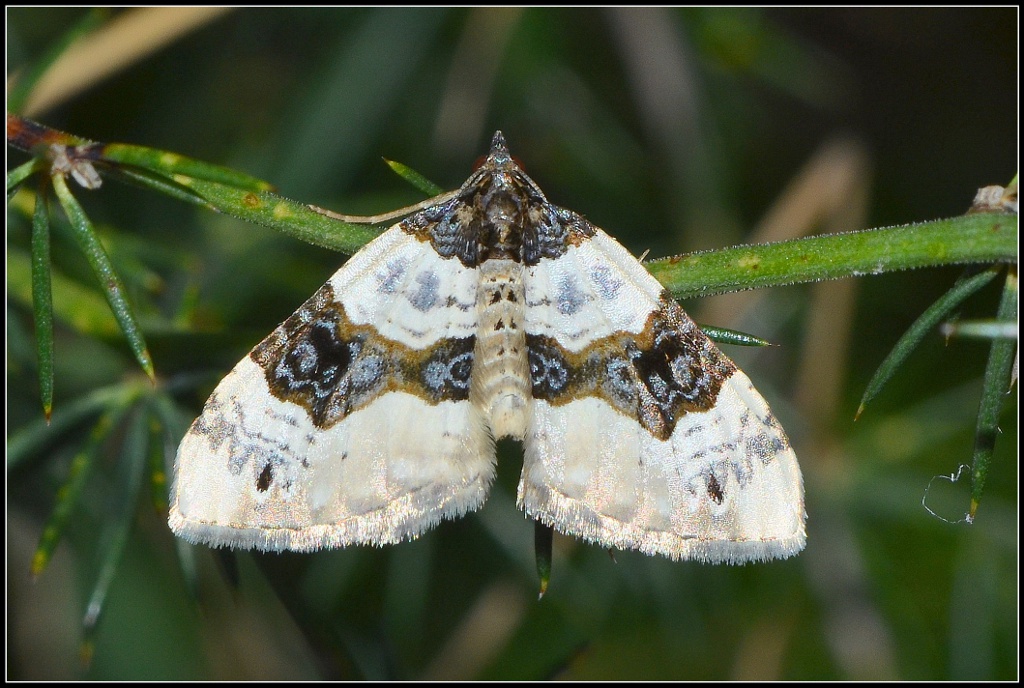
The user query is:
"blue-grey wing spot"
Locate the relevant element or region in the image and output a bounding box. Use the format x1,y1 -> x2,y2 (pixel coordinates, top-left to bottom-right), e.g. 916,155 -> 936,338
252,284 -> 476,426
376,258 -> 408,294
408,270 -> 441,312
601,355 -> 637,407
348,351 -> 386,387
590,264 -> 623,300
420,340 -> 474,400
556,274 -> 589,315
527,337 -> 572,397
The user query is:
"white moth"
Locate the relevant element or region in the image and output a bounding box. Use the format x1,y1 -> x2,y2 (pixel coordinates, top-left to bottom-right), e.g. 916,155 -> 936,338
169,132 -> 806,563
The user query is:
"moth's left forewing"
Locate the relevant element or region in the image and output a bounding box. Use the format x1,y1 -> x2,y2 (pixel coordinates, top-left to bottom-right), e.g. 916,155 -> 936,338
520,220 -> 806,563
170,223 -> 495,552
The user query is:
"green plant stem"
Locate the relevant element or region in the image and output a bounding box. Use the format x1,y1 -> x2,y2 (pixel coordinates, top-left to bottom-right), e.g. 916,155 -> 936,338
9,116 -> 1017,296
647,214 -> 1017,300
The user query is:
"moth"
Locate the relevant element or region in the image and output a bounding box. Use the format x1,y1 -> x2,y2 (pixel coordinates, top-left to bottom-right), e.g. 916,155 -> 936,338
169,132 -> 806,563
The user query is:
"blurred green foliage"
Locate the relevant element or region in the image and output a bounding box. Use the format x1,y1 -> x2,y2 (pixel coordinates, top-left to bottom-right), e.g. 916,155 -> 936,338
7,7 -> 1017,680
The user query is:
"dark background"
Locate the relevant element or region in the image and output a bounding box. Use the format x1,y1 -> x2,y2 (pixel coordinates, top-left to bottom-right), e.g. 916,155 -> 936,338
7,8 -> 1017,680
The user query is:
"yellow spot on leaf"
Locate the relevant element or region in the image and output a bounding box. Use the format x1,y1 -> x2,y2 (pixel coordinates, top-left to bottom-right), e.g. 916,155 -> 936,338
737,255 -> 761,270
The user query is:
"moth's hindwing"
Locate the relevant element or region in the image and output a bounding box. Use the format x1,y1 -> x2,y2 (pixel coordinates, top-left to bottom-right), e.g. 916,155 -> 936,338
517,227 -> 804,563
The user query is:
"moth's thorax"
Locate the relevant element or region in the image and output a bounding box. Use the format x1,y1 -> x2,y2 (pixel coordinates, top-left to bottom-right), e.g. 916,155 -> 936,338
471,257 -> 530,440
467,166 -> 537,261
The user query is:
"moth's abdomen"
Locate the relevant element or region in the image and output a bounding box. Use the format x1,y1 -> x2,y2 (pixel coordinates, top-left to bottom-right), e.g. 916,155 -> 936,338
472,259 -> 530,440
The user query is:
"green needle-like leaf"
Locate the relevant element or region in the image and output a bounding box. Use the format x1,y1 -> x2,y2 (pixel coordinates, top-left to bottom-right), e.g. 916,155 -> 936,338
31,182 -> 55,419
51,174 -> 154,379
7,158 -> 43,194
385,158 -> 445,196
105,165 -> 212,208
101,143 -> 274,191
970,268 -> 1018,519
32,404 -> 131,577
165,175 -> 381,255
858,267 -> 1002,418
81,404 -> 150,666
150,390 -> 202,597
700,324 -> 773,348
146,410 -> 169,515
7,382 -> 140,469
9,247 -> 134,340
534,521 -> 553,600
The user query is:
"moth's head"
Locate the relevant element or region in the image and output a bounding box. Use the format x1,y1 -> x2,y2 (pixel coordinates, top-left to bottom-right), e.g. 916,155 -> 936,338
463,135 -> 552,232
486,130 -> 512,166
464,131 -> 546,210
472,131 -> 522,175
